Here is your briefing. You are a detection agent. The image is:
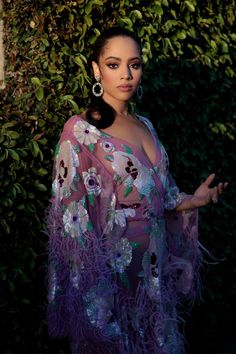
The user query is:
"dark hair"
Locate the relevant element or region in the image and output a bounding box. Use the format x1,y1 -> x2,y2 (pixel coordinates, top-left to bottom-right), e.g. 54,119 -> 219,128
86,27 -> 141,129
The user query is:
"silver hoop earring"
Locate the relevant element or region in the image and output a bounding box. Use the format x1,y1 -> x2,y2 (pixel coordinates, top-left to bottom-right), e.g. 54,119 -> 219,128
137,84 -> 143,101
92,76 -> 104,97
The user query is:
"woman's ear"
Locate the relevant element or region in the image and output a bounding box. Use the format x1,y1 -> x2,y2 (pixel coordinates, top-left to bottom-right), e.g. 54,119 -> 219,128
92,61 -> 101,79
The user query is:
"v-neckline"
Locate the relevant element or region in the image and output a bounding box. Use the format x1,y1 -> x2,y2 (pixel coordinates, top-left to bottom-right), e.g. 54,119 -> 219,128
77,114 -> 159,167
99,114 -> 158,167
102,132 -> 158,168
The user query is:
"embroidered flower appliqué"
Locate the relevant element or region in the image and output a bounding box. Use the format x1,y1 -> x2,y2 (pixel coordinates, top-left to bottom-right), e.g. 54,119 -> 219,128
73,120 -> 101,145
110,238 -> 132,273
112,151 -> 155,198
82,167 -> 101,196
63,200 -> 89,238
100,141 -> 115,153
53,140 -> 80,199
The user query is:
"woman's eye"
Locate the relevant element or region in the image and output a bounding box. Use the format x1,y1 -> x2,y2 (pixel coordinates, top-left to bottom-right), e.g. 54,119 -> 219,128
107,63 -> 118,69
130,63 -> 142,69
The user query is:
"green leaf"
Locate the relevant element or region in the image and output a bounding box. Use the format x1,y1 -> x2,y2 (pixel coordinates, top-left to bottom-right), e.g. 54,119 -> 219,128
35,168 -> 48,176
29,141 -> 40,157
0,219 -> 10,234
85,2 -> 92,15
14,183 -> 27,198
118,17 -> 133,28
36,87 -> 44,101
38,138 -> 48,145
7,130 -> 20,139
155,5 -> 163,16
31,77 -> 42,86
67,99 -> 80,113
61,94 -> 73,101
185,1 -> 195,12
34,181 -> 47,191
8,149 -> 20,160
74,56 -> 83,66
1,198 -> 13,207
130,9 -> 142,21
41,38 -> 49,46
177,30 -> 187,40
2,122 -> 16,129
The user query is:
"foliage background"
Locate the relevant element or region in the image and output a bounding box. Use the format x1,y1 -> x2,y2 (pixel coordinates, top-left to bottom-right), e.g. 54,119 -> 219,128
0,0 -> 235,353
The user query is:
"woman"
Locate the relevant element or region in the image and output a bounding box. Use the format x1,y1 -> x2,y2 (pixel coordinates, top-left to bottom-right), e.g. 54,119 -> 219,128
47,27 -> 227,354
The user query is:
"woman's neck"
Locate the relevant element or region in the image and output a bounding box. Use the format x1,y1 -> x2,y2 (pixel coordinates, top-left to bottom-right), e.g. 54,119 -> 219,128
102,95 -> 129,116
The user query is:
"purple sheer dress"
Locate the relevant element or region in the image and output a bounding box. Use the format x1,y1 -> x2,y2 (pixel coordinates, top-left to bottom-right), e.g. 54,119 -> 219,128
47,115 -> 202,354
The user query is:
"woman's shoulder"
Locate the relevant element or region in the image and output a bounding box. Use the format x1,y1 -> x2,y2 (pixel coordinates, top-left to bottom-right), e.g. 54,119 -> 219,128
62,112 -> 89,133
64,112 -> 86,127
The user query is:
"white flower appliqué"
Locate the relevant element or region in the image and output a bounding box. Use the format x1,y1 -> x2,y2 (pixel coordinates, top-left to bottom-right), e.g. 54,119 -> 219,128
100,141 -> 115,153
53,140 -> 80,200
74,120 -> 101,145
63,200 -> 89,238
112,152 -> 155,198
82,167 -> 101,196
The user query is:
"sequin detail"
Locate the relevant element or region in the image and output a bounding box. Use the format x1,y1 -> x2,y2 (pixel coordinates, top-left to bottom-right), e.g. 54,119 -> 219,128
110,238 -> 133,273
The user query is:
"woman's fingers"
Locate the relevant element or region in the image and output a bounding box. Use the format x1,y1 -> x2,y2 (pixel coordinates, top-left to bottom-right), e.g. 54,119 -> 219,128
211,186 -> 218,203
211,181 -> 228,203
217,182 -> 228,195
200,174 -> 228,205
204,173 -> 215,187
218,182 -> 223,195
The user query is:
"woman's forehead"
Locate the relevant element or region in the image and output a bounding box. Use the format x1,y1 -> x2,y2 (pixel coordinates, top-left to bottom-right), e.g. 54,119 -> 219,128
100,36 -> 141,59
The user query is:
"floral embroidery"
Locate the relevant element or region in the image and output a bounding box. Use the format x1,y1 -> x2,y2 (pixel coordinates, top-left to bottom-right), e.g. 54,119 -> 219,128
63,200 -> 89,238
112,151 -> 155,198
125,158 -> 138,179
52,140 -> 80,200
73,120 -> 101,145
82,167 -> 101,196
105,194 -> 136,232
110,238 -> 132,273
100,141 -> 115,153
114,208 -> 136,228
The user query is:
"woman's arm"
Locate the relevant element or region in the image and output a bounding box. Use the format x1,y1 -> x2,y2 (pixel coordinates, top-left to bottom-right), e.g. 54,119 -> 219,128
176,173 -> 228,211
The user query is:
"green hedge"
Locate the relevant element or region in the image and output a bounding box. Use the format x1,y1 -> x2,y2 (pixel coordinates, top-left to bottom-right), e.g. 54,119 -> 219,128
1,1 -> 235,353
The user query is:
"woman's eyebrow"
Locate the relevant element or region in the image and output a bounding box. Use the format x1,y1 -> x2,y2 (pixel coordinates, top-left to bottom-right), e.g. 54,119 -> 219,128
104,56 -> 141,61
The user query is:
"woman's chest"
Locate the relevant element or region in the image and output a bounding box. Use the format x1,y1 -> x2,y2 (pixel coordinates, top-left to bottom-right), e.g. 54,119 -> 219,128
101,119 -> 159,167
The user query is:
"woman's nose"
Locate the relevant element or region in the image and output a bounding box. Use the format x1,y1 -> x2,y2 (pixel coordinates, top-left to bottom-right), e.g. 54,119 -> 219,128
122,66 -> 132,80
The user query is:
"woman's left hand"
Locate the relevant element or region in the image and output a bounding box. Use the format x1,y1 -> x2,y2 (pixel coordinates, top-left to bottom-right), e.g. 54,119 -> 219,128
193,173 -> 228,207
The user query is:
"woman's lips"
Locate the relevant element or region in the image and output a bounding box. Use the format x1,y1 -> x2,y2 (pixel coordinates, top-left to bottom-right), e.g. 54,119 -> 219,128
117,85 -> 133,92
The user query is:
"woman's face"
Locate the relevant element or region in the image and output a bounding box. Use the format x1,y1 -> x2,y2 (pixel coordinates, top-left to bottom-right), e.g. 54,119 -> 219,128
92,36 -> 142,107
